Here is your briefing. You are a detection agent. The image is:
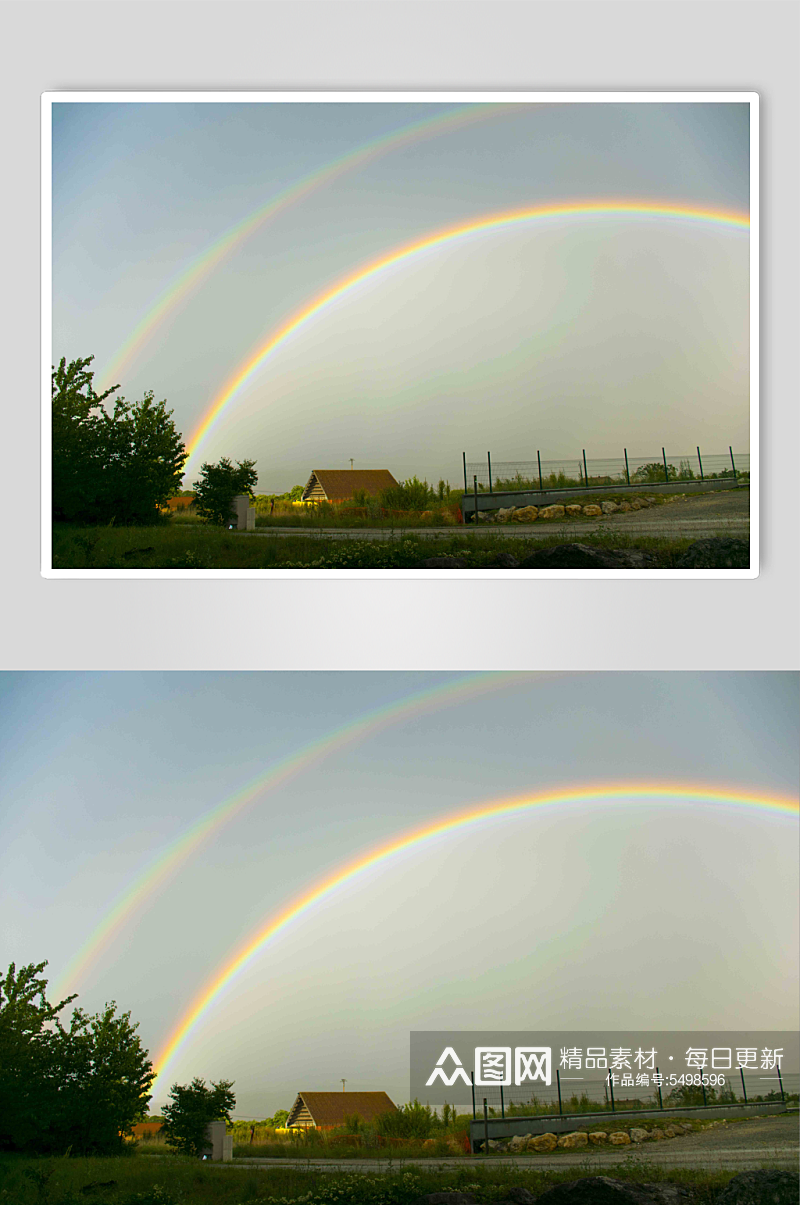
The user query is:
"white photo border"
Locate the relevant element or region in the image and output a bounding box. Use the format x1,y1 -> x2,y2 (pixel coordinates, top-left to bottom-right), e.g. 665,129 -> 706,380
41,90 -> 759,580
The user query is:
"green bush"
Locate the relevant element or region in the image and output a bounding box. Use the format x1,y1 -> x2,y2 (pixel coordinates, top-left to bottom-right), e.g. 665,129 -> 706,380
161,1077 -> 236,1157
193,458 -> 258,526
375,1099 -> 434,1140
378,476 -> 436,511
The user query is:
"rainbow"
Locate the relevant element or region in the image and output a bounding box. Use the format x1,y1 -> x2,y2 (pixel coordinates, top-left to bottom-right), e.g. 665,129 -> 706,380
95,103 -> 522,392
184,200 -> 750,471
54,671 -> 540,1000
150,781 -> 795,1093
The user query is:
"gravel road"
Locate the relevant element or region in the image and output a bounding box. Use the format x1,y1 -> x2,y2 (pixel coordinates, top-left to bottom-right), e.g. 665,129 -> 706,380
250,490 -> 749,542
223,1114 -> 797,1174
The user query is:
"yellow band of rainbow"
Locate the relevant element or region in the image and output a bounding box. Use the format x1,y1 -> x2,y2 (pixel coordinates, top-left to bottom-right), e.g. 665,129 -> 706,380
150,779 -> 792,1093
185,200 -> 749,471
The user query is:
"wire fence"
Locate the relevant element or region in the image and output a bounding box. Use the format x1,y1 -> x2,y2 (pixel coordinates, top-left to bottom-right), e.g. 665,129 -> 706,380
463,449 -> 750,493
470,1069 -> 797,1120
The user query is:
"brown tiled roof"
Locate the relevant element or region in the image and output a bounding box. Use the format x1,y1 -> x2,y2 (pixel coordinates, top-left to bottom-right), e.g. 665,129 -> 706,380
302,470 -> 398,501
288,1091 -> 397,1127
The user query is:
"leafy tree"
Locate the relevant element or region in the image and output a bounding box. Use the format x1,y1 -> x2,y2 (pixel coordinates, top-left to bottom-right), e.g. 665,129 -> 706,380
54,1003 -> 155,1154
192,458 -> 258,526
161,1077 -> 236,1156
52,355 -> 187,524
0,961 -> 153,1154
270,1108 -> 289,1128
0,961 -> 75,1151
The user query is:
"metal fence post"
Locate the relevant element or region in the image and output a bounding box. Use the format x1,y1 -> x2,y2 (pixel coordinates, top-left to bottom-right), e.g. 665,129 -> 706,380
740,1067 -> 748,1104
537,450 -> 543,492
777,1065 -> 785,1101
729,446 -> 738,481
488,452 -> 493,494
582,449 -> 589,489
471,1072 -> 476,1120
701,1076 -> 707,1107
609,1073 -> 615,1113
500,1085 -> 505,1119
662,447 -> 669,483
697,446 -> 704,480
483,1099 -> 489,1155
473,475 -> 479,523
556,1069 -> 562,1114
656,1067 -> 663,1110
624,448 -> 630,486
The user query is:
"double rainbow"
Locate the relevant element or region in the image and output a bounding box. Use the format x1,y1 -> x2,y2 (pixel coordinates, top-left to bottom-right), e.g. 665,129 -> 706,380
184,200 -> 749,471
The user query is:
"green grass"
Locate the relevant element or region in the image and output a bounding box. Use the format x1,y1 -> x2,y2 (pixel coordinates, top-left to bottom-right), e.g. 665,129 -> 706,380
0,1151 -> 768,1205
51,525 -> 719,571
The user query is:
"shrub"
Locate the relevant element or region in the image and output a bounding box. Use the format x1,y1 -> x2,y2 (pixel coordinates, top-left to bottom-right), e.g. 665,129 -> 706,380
375,1099 -> 434,1140
161,1077 -> 236,1157
193,459 -> 258,526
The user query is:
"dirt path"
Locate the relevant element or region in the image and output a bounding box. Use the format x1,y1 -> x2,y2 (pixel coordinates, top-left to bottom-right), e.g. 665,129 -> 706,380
224,1114 -> 796,1174
250,490 -> 749,542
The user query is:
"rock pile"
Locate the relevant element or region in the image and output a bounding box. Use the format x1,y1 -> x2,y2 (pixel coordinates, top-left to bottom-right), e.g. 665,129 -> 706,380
480,1121 -> 693,1153
479,495 -> 662,522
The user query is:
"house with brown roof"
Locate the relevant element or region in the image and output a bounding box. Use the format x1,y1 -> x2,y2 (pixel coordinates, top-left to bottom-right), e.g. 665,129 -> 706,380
286,1091 -> 397,1130
162,493 -> 196,512
301,469 -> 398,503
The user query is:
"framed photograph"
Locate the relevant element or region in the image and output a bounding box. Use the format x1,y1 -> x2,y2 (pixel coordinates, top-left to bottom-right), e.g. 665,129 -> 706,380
42,92 -> 757,577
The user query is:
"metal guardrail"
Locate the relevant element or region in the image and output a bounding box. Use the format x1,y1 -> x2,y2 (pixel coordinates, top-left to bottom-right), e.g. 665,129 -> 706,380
469,1069 -> 797,1121
463,449 -> 750,494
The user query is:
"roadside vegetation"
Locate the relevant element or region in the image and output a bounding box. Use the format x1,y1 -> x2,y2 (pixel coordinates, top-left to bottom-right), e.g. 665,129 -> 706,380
0,1152 -> 774,1204
51,526 -> 724,571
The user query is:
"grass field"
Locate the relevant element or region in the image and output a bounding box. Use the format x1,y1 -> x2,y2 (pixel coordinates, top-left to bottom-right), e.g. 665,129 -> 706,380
51,525 -> 711,570
0,1152 -> 748,1205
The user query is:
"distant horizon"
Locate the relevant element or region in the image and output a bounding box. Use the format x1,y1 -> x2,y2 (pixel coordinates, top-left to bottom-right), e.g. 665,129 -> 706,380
175,447 -> 752,497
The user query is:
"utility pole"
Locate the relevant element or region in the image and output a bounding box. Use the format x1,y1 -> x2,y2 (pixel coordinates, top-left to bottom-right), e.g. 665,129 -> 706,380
349,459 -> 354,471
341,1079 -> 347,1093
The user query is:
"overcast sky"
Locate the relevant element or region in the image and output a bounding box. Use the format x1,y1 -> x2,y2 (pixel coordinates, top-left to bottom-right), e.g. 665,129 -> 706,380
51,100 -> 751,492
1,672 -> 795,1117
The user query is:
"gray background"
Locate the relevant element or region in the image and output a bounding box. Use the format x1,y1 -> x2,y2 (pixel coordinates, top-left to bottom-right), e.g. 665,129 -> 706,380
3,1 -> 798,669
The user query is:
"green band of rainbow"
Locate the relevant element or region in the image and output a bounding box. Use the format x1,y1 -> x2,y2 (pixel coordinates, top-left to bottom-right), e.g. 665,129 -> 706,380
184,200 -> 749,472
95,104 -> 521,392
54,672 -> 538,1000
150,781 -> 795,1094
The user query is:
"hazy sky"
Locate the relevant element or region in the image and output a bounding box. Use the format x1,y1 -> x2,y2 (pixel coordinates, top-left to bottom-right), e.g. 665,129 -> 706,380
51,100 -> 751,492
1,672 -> 795,1117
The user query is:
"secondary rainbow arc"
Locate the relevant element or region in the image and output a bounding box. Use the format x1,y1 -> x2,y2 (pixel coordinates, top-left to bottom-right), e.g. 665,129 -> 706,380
95,104 -> 522,391
53,671 -> 535,1000
150,781 -> 794,1093
184,199 -> 749,471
